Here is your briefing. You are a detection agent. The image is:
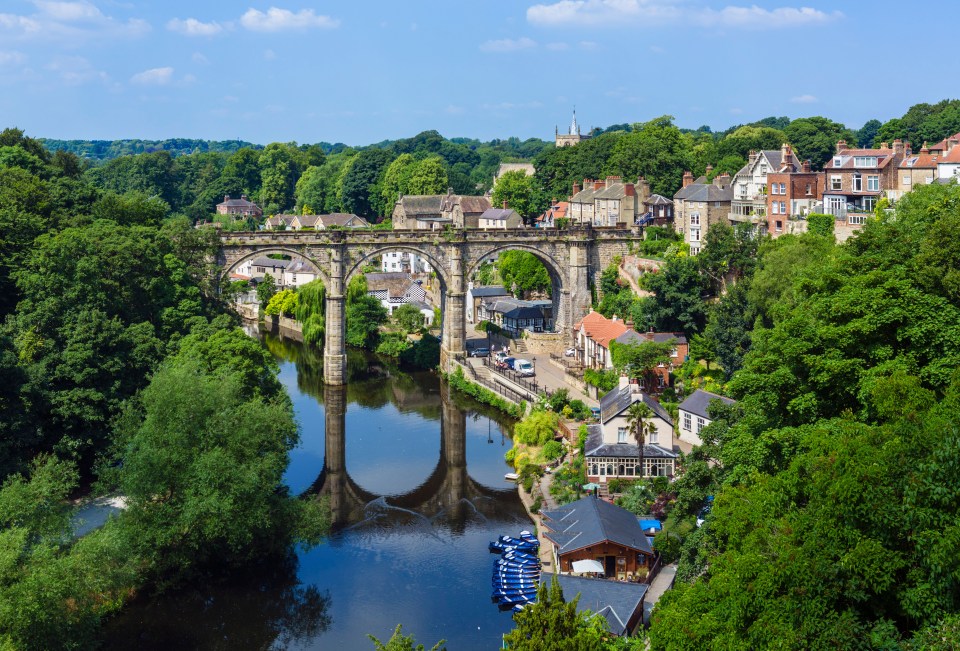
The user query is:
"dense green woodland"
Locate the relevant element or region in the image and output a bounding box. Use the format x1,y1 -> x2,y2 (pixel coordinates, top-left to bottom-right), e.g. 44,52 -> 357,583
640,184 -> 960,649
32,99 -> 960,226
0,128 -> 329,650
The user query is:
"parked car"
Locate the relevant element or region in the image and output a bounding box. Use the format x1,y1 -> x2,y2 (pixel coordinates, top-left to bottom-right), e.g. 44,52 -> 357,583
470,347 -> 490,357
500,357 -> 516,370
494,351 -> 509,364
515,359 -> 535,377
563,347 -> 576,357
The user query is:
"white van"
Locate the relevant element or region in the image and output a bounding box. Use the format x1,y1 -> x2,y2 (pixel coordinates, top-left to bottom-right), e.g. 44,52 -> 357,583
515,359 -> 535,377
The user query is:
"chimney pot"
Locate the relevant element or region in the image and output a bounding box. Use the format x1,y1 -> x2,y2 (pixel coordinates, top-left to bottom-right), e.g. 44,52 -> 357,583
682,171 -> 694,188
836,140 -> 847,153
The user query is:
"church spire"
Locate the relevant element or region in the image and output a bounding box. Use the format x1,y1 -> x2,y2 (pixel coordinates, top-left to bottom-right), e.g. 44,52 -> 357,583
570,107 -> 579,136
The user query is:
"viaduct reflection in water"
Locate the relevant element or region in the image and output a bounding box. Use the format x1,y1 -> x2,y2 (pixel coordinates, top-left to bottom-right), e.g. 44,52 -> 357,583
308,383 -> 517,530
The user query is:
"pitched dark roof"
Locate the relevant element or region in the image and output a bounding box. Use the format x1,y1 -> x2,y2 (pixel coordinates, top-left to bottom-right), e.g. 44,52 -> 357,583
599,385 -> 673,426
673,182 -> 733,202
555,575 -> 648,637
678,389 -> 735,419
480,207 -> 519,221
583,424 -> 678,460
645,194 -> 672,206
614,330 -> 686,346
541,495 -> 653,556
319,213 -> 369,227
470,285 -> 510,298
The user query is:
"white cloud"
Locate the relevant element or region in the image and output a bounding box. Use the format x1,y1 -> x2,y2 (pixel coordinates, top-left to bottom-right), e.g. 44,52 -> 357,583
790,94 -> 818,103
0,1 -> 148,42
0,51 -> 27,66
480,36 -> 537,53
528,0 -> 681,27
704,6 -> 841,28
130,66 -> 173,85
240,7 -> 339,32
167,17 -> 222,36
33,1 -> 106,21
46,55 -> 109,85
545,42 -> 569,50
527,0 -> 840,29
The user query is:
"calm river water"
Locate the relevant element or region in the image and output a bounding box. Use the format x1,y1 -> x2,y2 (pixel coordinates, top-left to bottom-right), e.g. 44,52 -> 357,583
101,334 -> 529,650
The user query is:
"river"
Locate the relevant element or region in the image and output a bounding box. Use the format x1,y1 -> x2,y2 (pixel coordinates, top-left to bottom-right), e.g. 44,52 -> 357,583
101,333 -> 530,650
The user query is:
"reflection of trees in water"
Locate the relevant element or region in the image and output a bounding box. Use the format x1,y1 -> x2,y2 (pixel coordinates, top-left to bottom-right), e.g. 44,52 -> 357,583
100,551 -> 331,650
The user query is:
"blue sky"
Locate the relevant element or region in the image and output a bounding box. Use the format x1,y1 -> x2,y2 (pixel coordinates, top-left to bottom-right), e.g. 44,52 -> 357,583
0,0 -> 953,145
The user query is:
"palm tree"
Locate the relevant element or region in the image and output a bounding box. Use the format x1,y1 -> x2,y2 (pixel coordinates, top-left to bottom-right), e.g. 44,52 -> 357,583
626,401 -> 654,479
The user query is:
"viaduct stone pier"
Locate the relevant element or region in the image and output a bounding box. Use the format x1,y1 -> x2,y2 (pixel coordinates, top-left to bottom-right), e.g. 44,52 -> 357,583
217,226 -> 636,385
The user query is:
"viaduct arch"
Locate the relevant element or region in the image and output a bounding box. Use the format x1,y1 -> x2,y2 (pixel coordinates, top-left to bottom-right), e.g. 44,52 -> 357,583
217,226 -> 635,385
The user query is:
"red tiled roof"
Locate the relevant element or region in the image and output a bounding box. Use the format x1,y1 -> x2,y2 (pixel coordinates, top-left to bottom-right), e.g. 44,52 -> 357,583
574,311 -> 629,348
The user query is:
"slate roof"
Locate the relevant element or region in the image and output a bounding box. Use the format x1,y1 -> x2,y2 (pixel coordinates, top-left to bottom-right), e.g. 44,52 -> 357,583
678,389 -> 735,420
470,286 -> 510,298
614,330 -> 687,346
598,385 -> 673,426
285,260 -> 318,274
249,256 -> 291,269
645,194 -> 672,206
555,575 -> 648,637
485,297 -> 545,320
673,182 -> 733,202
541,495 -> 654,556
571,187 -> 597,203
480,207 -> 519,221
583,423 -> 678,461
218,195 -> 262,212
594,182 -> 629,200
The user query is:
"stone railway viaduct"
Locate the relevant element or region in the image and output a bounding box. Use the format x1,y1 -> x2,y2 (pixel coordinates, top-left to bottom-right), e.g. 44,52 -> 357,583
217,226 -> 636,385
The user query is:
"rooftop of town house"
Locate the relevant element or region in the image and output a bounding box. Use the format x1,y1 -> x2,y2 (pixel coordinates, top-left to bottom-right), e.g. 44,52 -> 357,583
574,310 -> 629,348
678,388 -> 736,420
583,423 -> 678,460
541,495 -> 654,556
599,383 -> 673,426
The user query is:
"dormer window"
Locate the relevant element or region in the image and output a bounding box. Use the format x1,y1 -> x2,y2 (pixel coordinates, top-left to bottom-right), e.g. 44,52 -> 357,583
854,156 -> 877,168
833,156 -> 842,167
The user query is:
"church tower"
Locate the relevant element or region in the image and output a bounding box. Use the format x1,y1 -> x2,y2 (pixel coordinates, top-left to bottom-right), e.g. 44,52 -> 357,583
555,108 -> 590,147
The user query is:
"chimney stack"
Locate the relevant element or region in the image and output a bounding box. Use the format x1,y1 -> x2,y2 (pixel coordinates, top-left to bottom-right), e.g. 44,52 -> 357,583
748,150 -> 757,165
682,171 -> 694,188
802,159 -> 812,173
637,176 -> 651,204
572,181 -> 581,197
892,139 -> 905,158
619,374 -> 630,390
781,143 -> 792,170
714,172 -> 731,188
224,195 -> 230,202
705,164 -> 714,176
502,200 -> 508,209
594,180 -> 605,191
836,140 -> 847,153
625,182 -> 636,197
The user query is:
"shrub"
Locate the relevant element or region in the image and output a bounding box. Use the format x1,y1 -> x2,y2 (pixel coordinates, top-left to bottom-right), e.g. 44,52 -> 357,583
514,410 -> 559,446
567,399 -> 591,421
531,496 -> 542,514
807,212 -> 834,237
541,440 -> 563,463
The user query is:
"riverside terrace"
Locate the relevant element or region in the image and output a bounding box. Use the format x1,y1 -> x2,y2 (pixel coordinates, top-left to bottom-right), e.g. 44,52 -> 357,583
216,226 -> 636,385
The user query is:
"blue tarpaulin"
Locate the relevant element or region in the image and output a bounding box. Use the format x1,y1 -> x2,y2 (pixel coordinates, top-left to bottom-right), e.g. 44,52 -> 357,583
639,519 -> 661,532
